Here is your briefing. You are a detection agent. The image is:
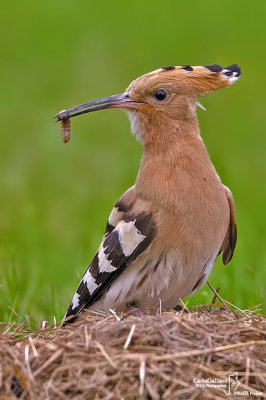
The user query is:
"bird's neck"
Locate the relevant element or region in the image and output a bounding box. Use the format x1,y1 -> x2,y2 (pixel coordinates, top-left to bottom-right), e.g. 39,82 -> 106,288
135,119 -> 221,210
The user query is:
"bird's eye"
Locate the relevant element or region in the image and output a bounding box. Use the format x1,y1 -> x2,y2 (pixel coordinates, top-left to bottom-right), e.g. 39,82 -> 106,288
154,90 -> 167,101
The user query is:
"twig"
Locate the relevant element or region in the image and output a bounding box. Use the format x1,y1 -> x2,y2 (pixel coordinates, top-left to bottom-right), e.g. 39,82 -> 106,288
8,305 -> 19,318
207,281 -> 229,311
84,325 -> 90,351
41,320 -> 47,330
151,340 -> 266,361
24,344 -> 35,381
123,324 -> 136,350
222,298 -> 250,316
139,360 -> 146,397
208,286 -> 221,311
95,341 -> 117,369
109,308 -> 121,321
3,323 -> 15,335
245,356 -> 250,387
33,349 -> 63,377
177,299 -> 189,314
29,337 -> 38,357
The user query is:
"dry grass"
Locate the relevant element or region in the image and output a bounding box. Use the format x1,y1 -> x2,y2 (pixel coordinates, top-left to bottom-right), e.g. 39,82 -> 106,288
0,307 -> 265,400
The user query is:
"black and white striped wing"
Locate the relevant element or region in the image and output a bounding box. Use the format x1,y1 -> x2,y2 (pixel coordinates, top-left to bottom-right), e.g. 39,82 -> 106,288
63,200 -> 155,324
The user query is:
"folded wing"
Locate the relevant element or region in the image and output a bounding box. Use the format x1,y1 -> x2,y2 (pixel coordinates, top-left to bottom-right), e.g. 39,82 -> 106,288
63,188 -> 156,324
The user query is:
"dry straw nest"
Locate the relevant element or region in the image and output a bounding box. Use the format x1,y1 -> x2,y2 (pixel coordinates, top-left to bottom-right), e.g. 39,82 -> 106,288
0,307 -> 265,400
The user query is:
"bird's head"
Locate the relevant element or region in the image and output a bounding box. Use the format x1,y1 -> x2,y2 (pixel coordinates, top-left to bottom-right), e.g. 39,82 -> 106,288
55,64 -> 241,146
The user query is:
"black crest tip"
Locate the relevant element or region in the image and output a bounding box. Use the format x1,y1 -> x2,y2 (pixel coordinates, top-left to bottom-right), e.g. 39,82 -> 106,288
204,64 -> 223,73
161,66 -> 175,71
224,64 -> 241,77
182,65 -> 193,71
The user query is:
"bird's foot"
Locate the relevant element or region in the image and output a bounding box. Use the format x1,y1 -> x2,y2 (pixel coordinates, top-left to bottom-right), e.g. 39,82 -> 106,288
173,304 -> 194,313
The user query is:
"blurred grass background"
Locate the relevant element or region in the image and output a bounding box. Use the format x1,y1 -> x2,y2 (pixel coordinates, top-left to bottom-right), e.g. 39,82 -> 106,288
0,0 -> 265,325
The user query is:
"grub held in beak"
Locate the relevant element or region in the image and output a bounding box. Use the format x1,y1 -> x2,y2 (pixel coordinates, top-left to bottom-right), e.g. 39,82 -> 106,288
54,92 -> 139,121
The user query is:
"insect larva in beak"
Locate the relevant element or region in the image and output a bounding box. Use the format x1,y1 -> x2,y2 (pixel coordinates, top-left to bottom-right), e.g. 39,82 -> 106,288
58,111 -> 71,143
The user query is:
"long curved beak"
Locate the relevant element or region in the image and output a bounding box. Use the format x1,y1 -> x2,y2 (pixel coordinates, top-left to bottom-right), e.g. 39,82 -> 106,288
54,92 -> 138,121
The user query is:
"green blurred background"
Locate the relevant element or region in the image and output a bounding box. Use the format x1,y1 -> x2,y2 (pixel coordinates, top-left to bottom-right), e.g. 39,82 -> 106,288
0,0 -> 265,325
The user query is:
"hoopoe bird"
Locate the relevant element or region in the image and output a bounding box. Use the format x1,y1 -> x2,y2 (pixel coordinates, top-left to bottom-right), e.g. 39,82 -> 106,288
56,64 -> 240,324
